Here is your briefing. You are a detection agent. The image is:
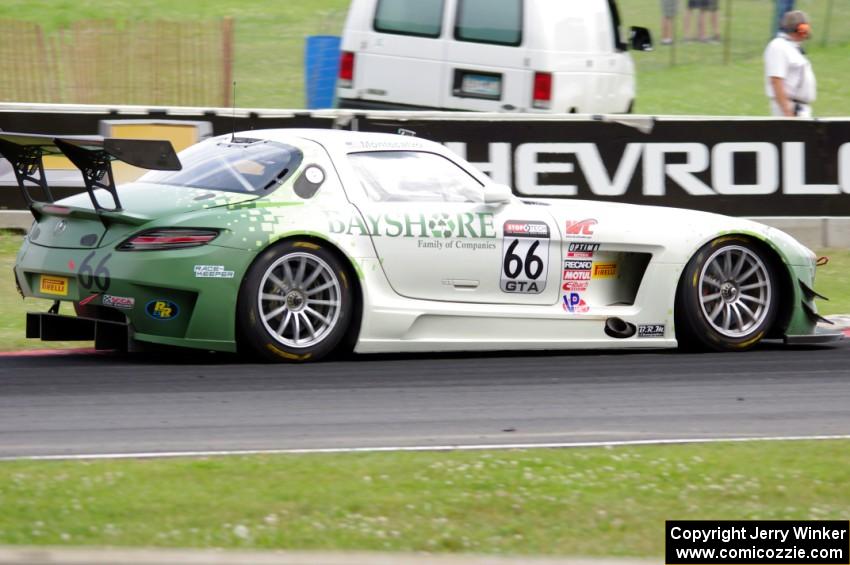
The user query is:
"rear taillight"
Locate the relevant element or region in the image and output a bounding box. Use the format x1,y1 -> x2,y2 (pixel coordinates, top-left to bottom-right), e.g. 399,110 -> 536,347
532,72 -> 552,110
339,51 -> 355,88
117,228 -> 219,251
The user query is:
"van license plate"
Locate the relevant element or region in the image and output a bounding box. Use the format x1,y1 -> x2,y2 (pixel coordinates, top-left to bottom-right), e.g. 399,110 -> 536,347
459,73 -> 501,99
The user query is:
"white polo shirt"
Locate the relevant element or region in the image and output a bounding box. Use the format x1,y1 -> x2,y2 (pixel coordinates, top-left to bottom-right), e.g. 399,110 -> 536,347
764,33 -> 816,103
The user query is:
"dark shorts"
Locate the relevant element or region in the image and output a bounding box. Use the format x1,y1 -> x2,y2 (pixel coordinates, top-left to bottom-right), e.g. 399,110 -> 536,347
689,0 -> 719,10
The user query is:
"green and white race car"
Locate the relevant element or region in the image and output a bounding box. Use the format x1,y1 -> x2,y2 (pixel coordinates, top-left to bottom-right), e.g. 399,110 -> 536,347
2,128 -> 840,362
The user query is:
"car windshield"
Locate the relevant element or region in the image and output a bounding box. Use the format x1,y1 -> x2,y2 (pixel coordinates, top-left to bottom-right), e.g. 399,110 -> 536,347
140,138 -> 303,194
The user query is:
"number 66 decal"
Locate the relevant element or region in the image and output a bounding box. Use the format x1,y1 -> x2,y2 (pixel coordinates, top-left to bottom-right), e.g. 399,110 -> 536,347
78,251 -> 112,292
500,220 -> 549,294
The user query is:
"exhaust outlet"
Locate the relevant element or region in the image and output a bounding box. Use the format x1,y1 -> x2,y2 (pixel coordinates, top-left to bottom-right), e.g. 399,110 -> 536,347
605,317 -> 636,339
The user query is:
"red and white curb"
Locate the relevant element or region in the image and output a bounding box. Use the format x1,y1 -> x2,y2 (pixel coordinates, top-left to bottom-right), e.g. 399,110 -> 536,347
0,348 -> 100,358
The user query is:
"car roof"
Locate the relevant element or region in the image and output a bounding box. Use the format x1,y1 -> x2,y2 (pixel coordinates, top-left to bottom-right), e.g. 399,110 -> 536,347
230,128 -> 440,154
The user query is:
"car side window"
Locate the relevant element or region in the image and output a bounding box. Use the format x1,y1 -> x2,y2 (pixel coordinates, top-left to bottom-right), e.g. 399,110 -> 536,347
348,151 -> 484,203
455,0 -> 522,46
374,0 -> 444,38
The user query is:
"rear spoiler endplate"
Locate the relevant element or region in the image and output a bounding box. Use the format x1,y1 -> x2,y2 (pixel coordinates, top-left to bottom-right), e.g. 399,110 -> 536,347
0,132 -> 180,219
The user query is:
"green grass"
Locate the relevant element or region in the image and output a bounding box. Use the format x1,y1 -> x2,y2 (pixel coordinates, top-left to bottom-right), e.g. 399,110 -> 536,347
632,46 -> 850,117
0,0 -> 847,114
0,441 -> 847,555
0,231 -> 846,351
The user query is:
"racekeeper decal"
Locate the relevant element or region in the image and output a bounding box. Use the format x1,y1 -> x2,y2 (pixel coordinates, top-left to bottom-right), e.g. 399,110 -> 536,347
500,220 -> 549,294
194,265 -> 235,279
102,294 -> 135,310
638,324 -> 665,338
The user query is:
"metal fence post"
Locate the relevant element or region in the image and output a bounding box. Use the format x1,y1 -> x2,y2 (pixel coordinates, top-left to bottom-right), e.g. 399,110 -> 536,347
221,17 -> 234,108
723,0 -> 733,64
821,0 -> 835,47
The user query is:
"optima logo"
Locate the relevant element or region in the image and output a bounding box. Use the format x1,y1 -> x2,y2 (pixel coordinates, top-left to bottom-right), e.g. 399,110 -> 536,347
146,299 -> 179,320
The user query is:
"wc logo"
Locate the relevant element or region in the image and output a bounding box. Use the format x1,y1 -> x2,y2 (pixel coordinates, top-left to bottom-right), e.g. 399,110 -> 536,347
444,141 -> 850,196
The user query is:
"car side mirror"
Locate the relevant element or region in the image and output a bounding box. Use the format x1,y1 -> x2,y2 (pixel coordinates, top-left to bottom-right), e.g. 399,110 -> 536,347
483,183 -> 513,204
630,26 -> 653,51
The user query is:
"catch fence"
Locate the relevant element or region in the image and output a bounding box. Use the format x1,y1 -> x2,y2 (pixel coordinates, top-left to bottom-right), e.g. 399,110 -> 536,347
620,0 -> 850,70
0,18 -> 234,107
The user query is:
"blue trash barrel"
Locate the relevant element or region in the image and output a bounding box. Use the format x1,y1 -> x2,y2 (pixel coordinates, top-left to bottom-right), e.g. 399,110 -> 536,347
304,35 -> 342,109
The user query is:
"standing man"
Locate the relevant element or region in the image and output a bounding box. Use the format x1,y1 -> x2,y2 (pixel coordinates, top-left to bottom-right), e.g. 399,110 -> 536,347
764,10 -> 816,117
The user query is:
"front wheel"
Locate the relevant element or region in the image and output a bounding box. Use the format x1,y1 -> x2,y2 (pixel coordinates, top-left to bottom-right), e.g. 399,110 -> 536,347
237,241 -> 354,362
676,237 -> 779,352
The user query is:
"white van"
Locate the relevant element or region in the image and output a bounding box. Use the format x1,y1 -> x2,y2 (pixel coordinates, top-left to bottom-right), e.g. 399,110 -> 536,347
336,0 -> 652,114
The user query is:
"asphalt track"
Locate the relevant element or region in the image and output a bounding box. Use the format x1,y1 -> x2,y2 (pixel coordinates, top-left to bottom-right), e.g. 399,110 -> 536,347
1,339 -> 849,458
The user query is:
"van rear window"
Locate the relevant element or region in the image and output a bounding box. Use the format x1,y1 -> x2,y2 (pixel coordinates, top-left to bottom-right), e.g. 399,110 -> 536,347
455,0 -> 522,46
374,0 -> 444,38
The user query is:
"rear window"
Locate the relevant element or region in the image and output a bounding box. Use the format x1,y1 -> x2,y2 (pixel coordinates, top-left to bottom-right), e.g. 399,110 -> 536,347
455,0 -> 522,46
140,138 -> 303,195
374,0 -> 444,38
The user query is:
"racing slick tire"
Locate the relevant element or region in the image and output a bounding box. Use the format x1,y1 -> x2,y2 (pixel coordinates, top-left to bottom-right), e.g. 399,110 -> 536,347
237,240 -> 354,362
675,236 -> 779,352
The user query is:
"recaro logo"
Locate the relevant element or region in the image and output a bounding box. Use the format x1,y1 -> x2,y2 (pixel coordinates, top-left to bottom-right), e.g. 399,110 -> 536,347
565,219 -> 596,236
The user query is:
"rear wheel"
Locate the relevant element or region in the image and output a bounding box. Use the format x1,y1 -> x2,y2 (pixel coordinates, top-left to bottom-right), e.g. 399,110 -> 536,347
237,241 -> 354,362
676,237 -> 778,351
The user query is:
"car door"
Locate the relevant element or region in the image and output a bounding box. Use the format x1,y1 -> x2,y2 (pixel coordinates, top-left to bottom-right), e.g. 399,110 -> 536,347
344,149 -> 559,305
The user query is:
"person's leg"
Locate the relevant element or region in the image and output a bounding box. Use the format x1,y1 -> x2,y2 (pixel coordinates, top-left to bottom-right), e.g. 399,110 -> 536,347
661,0 -> 675,43
683,0 -> 695,39
698,7 -> 706,40
708,0 -> 720,40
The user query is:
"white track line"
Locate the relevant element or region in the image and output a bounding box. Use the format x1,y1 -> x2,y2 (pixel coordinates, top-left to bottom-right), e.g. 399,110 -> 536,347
3,434 -> 850,462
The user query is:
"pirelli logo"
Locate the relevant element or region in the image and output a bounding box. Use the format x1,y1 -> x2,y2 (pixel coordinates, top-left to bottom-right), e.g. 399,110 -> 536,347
39,275 -> 68,296
592,263 -> 617,278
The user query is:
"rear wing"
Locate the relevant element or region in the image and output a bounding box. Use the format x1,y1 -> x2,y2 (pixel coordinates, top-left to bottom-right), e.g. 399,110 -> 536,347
0,132 -> 181,214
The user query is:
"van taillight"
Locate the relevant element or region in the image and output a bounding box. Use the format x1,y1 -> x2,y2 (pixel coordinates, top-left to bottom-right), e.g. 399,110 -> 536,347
339,51 -> 355,88
532,72 -> 552,109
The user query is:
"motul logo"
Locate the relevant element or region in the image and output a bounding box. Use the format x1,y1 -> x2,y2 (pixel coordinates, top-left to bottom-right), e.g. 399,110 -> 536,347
565,219 -> 596,236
